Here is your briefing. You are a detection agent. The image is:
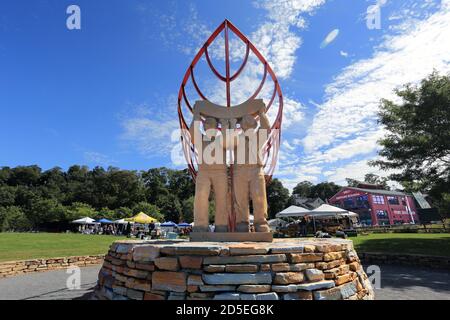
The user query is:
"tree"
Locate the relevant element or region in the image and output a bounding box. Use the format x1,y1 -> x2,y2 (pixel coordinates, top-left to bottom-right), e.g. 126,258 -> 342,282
114,207 -> 133,219
65,202 -> 96,221
142,168 -> 170,204
157,194 -> 182,223
168,169 -> 195,202
131,202 -> 163,221
27,198 -> 67,227
371,71 -> 450,184
266,179 -> 290,219
346,174 -> 390,190
292,181 -> 314,198
0,206 -> 31,232
9,166 -> 42,187
310,182 -> 341,201
371,71 -> 450,213
181,196 -> 194,223
0,186 -> 16,207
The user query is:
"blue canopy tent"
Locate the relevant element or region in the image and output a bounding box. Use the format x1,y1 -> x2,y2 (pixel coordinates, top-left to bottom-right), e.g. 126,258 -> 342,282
177,222 -> 191,228
97,218 -> 113,224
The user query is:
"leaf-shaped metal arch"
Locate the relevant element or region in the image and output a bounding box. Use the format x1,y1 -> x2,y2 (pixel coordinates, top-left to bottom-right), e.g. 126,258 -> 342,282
177,19 -> 284,181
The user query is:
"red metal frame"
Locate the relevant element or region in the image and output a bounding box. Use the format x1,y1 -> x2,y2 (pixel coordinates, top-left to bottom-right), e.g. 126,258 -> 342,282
177,19 -> 283,177
177,19 -> 284,229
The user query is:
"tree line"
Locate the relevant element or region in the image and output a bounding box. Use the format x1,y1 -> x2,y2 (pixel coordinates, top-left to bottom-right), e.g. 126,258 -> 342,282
0,165 -> 297,232
0,163 -> 353,232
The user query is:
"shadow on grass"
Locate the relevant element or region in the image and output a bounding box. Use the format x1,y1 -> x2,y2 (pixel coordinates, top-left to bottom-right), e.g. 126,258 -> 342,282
354,236 -> 450,257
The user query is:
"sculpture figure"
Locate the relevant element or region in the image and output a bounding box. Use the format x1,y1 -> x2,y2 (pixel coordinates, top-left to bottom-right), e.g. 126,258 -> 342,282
233,108 -> 271,232
189,110 -> 229,232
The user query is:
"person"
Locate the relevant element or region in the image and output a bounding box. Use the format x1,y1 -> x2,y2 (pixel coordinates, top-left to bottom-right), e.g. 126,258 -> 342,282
299,217 -> 308,237
189,111 -> 229,233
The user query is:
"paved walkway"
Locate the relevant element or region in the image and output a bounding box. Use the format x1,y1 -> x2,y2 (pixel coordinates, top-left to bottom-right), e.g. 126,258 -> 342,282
367,264 -> 450,300
0,265 -> 99,300
0,264 -> 448,300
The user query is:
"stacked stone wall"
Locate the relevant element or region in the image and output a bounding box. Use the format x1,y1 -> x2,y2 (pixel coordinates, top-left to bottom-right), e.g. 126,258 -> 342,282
94,239 -> 374,300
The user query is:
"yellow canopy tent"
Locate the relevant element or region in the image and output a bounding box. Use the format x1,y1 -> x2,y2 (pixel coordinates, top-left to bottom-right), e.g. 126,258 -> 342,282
125,212 -> 158,224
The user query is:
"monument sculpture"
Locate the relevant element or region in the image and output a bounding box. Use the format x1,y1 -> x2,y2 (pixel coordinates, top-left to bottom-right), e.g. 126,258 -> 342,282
177,20 -> 282,241
94,20 -> 375,301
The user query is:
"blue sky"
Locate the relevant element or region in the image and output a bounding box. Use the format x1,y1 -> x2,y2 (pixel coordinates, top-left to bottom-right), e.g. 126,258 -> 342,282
1,0 -> 449,190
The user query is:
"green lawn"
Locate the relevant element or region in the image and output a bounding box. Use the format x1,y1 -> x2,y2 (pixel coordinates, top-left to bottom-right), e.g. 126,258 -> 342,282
0,233 -> 124,262
0,232 -> 449,263
352,233 -> 450,257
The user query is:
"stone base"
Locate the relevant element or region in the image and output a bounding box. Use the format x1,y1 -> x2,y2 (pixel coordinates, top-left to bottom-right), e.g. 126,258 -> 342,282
190,232 -> 273,242
93,238 -> 375,300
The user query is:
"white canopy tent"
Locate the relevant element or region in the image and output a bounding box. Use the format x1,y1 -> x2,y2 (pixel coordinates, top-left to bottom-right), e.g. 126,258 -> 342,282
113,219 -> 133,225
71,217 -> 97,225
311,204 -> 348,217
275,204 -> 359,233
275,205 -> 312,218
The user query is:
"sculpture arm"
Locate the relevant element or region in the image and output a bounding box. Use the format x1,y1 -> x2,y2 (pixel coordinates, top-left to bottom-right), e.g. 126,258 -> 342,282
258,109 -> 271,131
189,109 -> 202,145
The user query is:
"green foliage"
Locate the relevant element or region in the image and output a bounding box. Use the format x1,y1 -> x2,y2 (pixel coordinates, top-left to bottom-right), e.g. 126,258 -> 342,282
371,71 -> 450,215
0,206 -> 31,232
0,186 -> 16,207
114,207 -> 133,219
157,194 -> 182,223
131,202 -> 163,221
66,202 -> 97,221
181,196 -> 194,223
292,181 -> 341,201
266,178 -> 290,219
0,165 -> 193,230
346,174 -> 390,190
292,181 -> 314,198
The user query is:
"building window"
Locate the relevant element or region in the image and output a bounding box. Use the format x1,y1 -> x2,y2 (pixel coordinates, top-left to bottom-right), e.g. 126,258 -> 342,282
372,195 -> 385,204
376,210 -> 389,219
356,195 -> 369,208
343,198 -> 355,208
359,211 -> 372,226
387,196 -> 400,205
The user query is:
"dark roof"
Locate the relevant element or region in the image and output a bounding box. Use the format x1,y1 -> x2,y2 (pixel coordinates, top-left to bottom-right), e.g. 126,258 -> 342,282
346,187 -> 409,197
292,196 -> 325,209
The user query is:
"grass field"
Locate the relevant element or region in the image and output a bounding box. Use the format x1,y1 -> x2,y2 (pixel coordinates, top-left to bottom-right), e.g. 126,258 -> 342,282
0,233 -> 125,262
0,232 -> 449,262
352,233 -> 450,257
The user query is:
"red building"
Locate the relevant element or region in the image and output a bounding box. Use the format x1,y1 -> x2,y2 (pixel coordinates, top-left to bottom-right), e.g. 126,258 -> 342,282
329,184 -> 419,226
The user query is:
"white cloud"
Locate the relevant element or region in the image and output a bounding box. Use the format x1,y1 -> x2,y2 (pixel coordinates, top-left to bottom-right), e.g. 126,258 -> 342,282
272,1 -> 450,190
119,103 -> 179,158
303,2 -> 450,155
303,129 -> 385,164
323,158 -> 400,189
84,152 -> 116,167
340,50 -> 349,57
320,29 -> 339,48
